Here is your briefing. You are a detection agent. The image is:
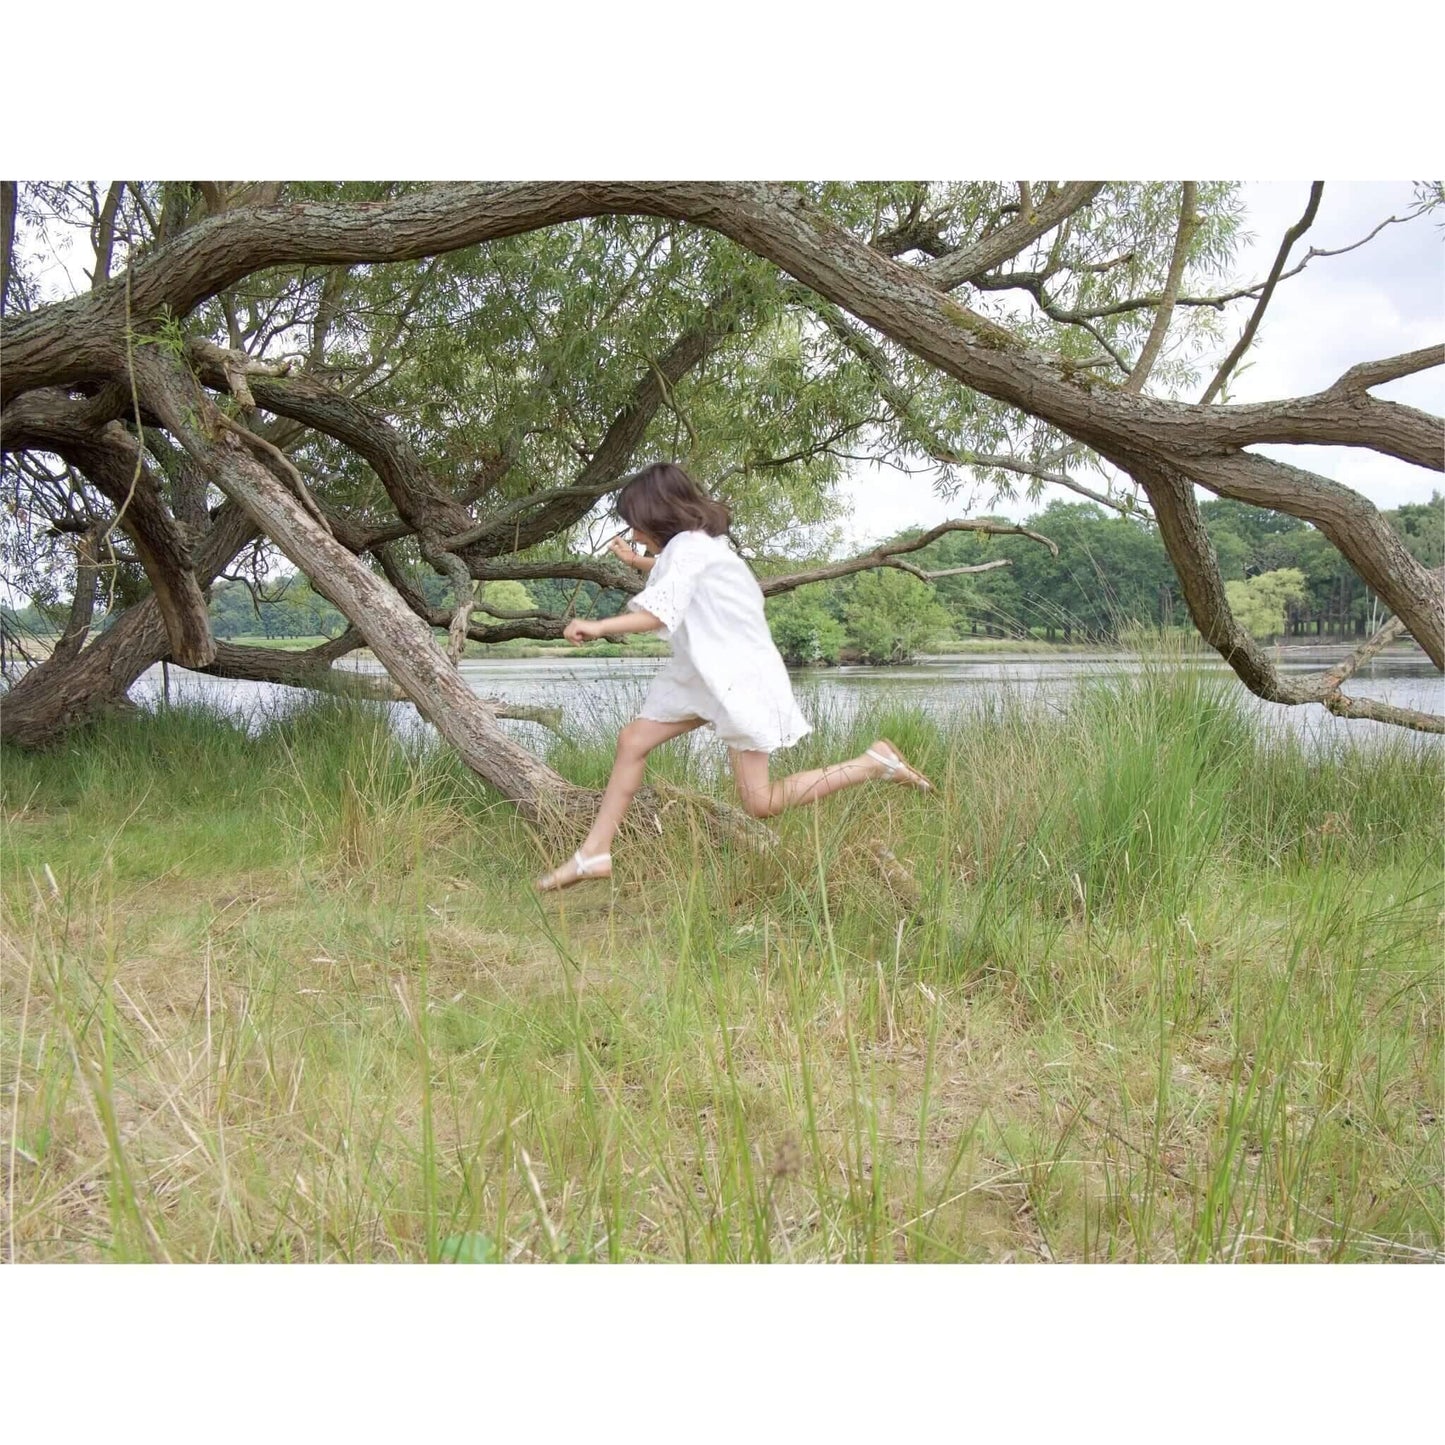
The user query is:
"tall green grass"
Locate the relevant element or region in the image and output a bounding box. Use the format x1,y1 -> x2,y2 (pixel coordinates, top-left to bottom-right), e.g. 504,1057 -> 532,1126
2,662 -> 1440,1262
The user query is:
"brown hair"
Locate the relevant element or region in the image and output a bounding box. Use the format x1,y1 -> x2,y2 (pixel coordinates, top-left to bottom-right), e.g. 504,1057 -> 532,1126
615,463 -> 731,550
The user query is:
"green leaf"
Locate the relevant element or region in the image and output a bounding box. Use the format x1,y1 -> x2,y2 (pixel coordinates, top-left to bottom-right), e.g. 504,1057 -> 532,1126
438,1231 -> 496,1263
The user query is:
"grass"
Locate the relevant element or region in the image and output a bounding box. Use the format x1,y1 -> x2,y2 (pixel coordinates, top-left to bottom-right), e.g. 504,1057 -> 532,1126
2,656 -> 1441,1263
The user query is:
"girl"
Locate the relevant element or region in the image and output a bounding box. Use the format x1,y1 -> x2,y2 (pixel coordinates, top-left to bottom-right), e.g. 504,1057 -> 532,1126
536,463 -> 931,891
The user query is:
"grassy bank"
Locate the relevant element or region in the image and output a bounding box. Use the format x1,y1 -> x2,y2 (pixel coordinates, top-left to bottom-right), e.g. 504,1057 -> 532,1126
2,661 -> 1440,1262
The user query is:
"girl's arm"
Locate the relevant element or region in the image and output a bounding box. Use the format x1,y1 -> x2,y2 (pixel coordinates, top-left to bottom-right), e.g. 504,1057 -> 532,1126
608,536 -> 656,574
564,610 -> 664,644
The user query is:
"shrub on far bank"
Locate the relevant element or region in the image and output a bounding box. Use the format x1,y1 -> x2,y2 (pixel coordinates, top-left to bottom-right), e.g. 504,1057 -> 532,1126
842,569 -> 953,664
766,589 -> 847,666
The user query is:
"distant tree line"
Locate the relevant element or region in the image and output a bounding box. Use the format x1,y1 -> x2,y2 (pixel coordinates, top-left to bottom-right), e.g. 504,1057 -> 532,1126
762,493 -> 1443,665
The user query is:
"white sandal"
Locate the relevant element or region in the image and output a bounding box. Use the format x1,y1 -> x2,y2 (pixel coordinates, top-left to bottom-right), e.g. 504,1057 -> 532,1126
866,743 -> 933,793
536,849 -> 613,893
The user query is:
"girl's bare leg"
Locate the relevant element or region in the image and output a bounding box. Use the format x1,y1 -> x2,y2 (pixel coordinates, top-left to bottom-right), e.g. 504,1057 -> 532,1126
729,739 -> 926,820
538,717 -> 704,890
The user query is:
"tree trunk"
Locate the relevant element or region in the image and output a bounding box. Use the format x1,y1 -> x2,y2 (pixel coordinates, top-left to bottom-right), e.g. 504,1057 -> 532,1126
1,501 -> 256,746
192,422 -> 589,821
1,596 -> 171,746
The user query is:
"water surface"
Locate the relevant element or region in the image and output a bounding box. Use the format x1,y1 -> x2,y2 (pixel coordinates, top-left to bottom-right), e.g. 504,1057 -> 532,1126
131,644 -> 1444,752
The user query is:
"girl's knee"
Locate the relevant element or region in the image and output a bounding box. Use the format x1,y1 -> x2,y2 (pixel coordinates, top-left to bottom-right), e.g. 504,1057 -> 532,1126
740,787 -> 777,819
617,720 -> 653,759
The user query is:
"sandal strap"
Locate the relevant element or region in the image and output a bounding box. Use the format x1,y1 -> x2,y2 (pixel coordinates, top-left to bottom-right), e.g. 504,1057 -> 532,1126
866,745 -> 931,792
572,849 -> 611,876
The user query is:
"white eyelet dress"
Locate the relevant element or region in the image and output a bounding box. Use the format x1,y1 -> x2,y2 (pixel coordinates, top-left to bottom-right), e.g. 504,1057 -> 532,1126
628,530 -> 812,754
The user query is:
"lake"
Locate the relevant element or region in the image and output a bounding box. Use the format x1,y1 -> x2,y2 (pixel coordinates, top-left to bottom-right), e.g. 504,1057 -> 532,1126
130,643 -> 1444,753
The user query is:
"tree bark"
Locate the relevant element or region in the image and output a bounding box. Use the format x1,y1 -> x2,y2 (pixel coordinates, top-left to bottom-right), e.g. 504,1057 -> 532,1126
0,181 -> 16,314
0,502 -> 256,746
48,526 -> 104,667
3,387 -> 217,667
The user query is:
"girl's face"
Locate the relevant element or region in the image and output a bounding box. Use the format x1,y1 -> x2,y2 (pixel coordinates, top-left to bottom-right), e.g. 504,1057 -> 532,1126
629,527 -> 661,555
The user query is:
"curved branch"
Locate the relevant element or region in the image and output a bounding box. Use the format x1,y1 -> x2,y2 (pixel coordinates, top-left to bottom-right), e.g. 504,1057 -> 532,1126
923,183 -> 1105,292
1123,183 -> 1198,394
1329,344 -> 1444,394
759,518 -> 1056,596
3,387 -> 216,667
6,182 -> 1433,469
1178,448 -> 1444,668
1200,182 -> 1324,404
1121,452 -> 1443,732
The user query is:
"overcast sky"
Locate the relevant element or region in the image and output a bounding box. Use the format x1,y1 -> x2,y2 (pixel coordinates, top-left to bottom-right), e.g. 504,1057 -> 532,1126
839,180 -> 1443,547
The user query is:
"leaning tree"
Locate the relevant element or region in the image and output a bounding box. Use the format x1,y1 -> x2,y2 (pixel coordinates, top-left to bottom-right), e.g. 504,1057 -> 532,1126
2,181 -> 1440,821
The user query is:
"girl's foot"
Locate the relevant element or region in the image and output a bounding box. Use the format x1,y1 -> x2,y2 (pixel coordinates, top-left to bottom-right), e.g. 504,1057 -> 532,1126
536,849 -> 613,892
865,740 -> 933,793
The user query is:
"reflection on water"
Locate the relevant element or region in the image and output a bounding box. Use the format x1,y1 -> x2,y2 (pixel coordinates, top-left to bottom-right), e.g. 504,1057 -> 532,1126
131,645 -> 1444,752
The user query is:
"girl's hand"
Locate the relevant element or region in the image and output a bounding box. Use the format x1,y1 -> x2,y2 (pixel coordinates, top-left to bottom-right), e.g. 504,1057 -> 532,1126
564,619 -> 604,645
608,535 -> 646,569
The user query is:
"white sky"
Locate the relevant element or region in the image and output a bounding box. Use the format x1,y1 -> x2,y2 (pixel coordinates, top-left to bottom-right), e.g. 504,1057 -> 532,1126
839,180 -> 1444,547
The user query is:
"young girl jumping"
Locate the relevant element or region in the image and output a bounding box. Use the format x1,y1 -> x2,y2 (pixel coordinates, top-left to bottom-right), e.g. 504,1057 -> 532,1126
536,463 -> 932,891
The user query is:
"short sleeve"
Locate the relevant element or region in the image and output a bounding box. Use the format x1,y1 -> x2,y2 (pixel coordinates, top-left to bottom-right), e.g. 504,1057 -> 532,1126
628,532 -> 710,636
